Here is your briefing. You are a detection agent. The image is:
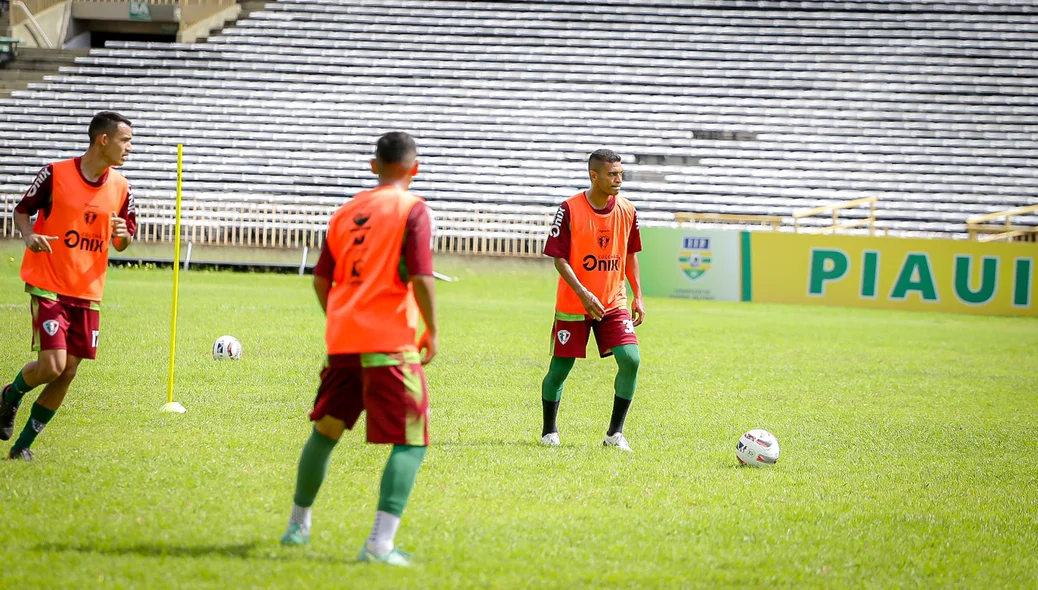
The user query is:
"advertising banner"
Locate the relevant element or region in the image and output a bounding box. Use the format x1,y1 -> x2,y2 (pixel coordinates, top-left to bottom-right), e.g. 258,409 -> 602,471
638,228 -> 743,301
749,233 -> 1035,317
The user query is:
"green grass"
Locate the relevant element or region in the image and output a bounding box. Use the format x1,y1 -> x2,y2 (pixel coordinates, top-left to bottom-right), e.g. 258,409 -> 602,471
0,239 -> 1036,589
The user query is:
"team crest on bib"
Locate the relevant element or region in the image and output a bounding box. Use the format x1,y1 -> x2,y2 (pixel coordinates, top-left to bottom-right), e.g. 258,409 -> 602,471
557,330 -> 571,345
42,320 -> 60,337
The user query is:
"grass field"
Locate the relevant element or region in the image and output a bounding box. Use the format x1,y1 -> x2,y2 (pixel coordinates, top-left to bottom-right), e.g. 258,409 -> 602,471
1,239 -> 1036,589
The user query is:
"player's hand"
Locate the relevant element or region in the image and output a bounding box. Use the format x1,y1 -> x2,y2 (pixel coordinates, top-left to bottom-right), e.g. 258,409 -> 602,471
579,289 -> 605,321
24,233 -> 59,253
631,297 -> 646,327
418,331 -> 438,365
111,216 -> 131,240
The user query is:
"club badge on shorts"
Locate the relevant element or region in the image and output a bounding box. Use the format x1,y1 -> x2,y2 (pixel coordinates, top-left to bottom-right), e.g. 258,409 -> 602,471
557,330 -> 571,345
42,319 -> 60,337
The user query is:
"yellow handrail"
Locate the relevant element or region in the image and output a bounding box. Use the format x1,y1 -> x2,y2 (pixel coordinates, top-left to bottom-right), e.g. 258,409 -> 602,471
976,229 -> 1038,243
968,205 -> 1038,242
969,204 -> 1038,225
963,203 -> 1038,243
793,196 -> 878,235
675,212 -> 782,230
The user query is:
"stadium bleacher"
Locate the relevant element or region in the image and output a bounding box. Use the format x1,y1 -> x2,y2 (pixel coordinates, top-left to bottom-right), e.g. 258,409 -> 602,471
1,0 -> 1036,245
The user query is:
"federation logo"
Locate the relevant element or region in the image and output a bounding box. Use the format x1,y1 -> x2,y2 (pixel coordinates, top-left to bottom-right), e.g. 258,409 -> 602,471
678,236 -> 712,281
84,211 -> 98,225
42,320 -> 60,337
597,235 -> 611,249
557,330 -> 571,345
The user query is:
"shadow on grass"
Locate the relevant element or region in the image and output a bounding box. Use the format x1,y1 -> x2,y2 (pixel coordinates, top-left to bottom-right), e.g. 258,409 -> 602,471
35,541 -> 357,565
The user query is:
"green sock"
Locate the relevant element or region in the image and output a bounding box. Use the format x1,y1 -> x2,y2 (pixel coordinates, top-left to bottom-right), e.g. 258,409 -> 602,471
541,356 -> 574,436
541,356 -> 575,403
292,428 -> 338,508
377,445 -> 427,517
612,344 -> 640,401
4,370 -> 35,405
12,402 -> 57,451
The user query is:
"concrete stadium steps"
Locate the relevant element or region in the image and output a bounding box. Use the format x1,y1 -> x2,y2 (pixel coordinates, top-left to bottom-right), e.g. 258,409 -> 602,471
0,0 -> 1035,238
0,48 -> 89,98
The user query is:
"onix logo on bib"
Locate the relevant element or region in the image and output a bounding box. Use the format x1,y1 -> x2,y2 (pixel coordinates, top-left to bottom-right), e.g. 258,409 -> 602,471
63,230 -> 104,252
549,207 -> 566,238
582,254 -> 620,272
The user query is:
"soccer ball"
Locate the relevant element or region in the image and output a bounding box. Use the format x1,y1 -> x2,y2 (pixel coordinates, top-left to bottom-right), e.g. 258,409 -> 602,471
736,429 -> 780,466
212,335 -> 242,360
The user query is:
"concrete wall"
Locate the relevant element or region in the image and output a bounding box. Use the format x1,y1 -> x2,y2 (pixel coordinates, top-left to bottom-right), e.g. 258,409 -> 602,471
178,2 -> 239,42
9,0 -> 239,48
71,2 -> 181,23
10,0 -> 70,48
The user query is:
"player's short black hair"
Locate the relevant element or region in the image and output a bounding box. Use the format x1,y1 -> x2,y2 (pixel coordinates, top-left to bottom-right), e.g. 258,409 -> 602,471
88,111 -> 132,144
375,132 -> 417,164
588,149 -> 621,172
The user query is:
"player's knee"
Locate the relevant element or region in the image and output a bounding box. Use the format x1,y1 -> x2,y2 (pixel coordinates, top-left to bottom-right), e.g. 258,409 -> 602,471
57,363 -> 79,383
615,346 -> 640,373
37,356 -> 66,382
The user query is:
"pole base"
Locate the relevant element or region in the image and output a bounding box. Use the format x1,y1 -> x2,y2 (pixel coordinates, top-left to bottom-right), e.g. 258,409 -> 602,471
161,402 -> 187,414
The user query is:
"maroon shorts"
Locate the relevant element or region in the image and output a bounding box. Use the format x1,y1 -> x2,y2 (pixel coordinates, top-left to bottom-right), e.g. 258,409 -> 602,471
310,352 -> 429,446
31,296 -> 100,360
550,307 -> 638,359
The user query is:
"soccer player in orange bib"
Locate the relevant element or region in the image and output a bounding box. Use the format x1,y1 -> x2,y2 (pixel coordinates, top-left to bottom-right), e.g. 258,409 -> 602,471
279,132 -> 438,568
541,149 -> 645,452
1,111 -> 136,461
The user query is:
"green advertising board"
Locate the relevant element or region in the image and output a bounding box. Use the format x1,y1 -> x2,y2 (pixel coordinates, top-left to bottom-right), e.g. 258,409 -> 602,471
638,228 -> 742,301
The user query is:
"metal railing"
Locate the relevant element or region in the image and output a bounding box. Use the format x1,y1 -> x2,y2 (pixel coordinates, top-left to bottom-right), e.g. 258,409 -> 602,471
1,193 -> 554,258
793,196 -> 879,235
967,205 -> 1038,243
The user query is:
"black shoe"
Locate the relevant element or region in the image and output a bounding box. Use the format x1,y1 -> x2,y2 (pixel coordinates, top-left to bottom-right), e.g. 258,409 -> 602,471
0,385 -> 19,441
7,447 -> 33,461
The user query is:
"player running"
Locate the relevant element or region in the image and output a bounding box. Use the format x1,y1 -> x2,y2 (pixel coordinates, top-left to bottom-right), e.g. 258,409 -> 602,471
540,149 -> 645,452
1,111 -> 137,461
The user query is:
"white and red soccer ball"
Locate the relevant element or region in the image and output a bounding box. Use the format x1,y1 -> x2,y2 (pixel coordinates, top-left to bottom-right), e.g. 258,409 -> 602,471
212,335 -> 242,360
736,429 -> 780,467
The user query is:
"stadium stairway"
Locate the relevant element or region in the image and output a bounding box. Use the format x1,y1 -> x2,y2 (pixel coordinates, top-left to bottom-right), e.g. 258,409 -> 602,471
0,47 -> 88,98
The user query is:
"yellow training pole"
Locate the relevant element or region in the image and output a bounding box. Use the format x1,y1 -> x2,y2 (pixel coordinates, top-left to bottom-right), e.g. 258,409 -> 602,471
162,145 -> 187,414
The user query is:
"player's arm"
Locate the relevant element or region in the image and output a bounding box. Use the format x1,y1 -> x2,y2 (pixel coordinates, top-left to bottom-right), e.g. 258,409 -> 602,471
15,165 -> 59,253
626,210 -> 645,326
405,202 -> 438,364
411,275 -> 438,365
626,253 -> 645,326
111,184 -> 137,252
553,256 -> 605,320
312,239 -> 334,315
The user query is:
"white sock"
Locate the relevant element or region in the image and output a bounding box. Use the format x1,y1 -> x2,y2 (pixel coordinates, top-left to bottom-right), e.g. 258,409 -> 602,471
289,504 -> 312,535
365,510 -> 401,555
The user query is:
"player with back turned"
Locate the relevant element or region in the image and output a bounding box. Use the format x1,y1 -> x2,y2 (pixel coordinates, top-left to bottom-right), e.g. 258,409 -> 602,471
279,132 -> 437,567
